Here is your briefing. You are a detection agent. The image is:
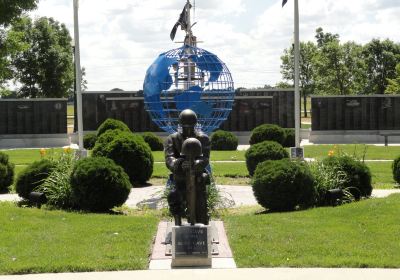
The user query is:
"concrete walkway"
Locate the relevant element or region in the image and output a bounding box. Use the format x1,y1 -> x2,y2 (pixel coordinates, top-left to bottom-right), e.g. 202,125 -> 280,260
2,186 -> 400,209
0,268 -> 399,280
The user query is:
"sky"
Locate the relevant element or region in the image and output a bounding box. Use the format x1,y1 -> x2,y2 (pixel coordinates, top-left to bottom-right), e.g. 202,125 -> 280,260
30,0 -> 400,91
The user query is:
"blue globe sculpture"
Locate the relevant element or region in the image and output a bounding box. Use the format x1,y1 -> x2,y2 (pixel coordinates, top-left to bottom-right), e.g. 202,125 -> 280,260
143,45 -> 235,134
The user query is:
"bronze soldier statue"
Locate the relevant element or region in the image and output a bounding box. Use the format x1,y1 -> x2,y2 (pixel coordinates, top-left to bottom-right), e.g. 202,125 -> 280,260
165,109 -> 210,226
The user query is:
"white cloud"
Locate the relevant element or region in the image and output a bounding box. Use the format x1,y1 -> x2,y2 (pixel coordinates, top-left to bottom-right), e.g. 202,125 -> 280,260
30,0 -> 400,90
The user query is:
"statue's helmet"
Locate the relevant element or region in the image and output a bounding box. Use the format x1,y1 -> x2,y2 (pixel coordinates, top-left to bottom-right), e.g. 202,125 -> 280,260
181,138 -> 202,158
179,109 -> 197,128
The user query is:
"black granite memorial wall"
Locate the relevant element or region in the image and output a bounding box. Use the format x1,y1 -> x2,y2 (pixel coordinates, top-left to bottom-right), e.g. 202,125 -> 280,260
0,99 -> 67,134
80,89 -> 295,132
311,95 -> 400,131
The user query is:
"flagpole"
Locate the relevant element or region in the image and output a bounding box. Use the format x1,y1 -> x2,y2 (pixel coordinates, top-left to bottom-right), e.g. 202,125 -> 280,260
294,0 -> 300,148
73,0 -> 86,157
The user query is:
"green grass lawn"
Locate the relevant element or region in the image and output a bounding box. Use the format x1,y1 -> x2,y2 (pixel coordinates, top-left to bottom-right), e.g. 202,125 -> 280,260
367,162 -> 396,189
301,123 -> 311,129
67,104 -> 74,116
304,145 -> 400,160
3,147 -> 398,189
1,148 -> 63,165
0,202 -> 159,274
224,194 -> 400,268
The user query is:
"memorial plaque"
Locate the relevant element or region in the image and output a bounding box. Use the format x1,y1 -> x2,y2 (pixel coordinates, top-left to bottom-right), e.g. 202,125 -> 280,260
290,147 -> 304,159
171,225 -> 211,267
174,226 -> 208,256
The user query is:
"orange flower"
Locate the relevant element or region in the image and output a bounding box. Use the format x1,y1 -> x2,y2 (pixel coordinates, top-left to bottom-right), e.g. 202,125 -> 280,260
39,148 -> 46,157
63,147 -> 72,154
328,150 -> 334,157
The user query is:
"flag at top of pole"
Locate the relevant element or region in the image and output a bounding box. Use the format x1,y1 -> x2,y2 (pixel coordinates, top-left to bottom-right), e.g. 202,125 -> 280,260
282,0 -> 288,7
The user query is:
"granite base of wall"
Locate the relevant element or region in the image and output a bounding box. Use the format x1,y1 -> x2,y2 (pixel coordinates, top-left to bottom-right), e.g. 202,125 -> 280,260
0,134 -> 70,149
309,130 -> 400,144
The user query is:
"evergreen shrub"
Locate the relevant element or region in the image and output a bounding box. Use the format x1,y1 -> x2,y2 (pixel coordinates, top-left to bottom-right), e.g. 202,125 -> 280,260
252,159 -> 316,211
0,152 -> 14,193
92,129 -> 122,156
94,131 -> 153,184
322,155 -> 372,198
142,132 -> 164,151
15,159 -> 55,199
210,130 -> 238,151
283,128 -> 295,147
392,155 -> 400,184
83,133 -> 97,150
249,124 -> 286,145
70,157 -> 131,212
245,140 -> 289,176
97,118 -> 130,137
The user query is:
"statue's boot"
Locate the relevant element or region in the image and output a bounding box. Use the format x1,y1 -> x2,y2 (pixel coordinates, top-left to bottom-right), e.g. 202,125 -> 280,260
174,215 -> 182,226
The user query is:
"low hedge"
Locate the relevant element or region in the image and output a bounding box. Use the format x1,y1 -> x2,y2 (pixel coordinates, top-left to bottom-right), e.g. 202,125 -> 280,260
322,155 -> 372,198
83,133 -> 97,150
0,152 -> 14,193
97,118 -> 131,137
92,129 -> 123,156
283,128 -> 295,147
211,130 -> 238,150
142,132 -> 164,151
93,131 -> 153,184
245,141 -> 289,176
252,159 -> 316,211
15,159 -> 55,199
70,157 -> 131,212
249,124 -> 286,146
393,156 -> 400,185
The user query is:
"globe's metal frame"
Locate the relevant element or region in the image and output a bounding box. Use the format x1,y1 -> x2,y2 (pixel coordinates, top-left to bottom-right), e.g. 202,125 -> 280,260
144,45 -> 235,134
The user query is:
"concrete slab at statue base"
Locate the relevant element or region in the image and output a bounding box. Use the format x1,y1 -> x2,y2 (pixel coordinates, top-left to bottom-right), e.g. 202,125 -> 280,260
150,221 -> 236,270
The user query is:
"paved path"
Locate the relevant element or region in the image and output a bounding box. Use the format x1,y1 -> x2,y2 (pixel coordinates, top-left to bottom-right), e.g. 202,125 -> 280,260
2,186 -> 400,209
0,268 -> 399,280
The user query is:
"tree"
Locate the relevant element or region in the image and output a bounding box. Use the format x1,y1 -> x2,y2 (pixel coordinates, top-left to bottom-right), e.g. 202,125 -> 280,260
0,0 -> 38,26
0,0 -> 38,89
362,39 -> 400,95
0,27 -> 28,91
10,17 -> 74,98
280,41 -> 318,117
315,27 -> 339,48
313,28 -> 366,96
385,63 -> 400,94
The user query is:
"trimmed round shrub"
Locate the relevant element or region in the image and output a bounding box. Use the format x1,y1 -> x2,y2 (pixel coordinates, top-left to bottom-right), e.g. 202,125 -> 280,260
322,155 -> 372,198
97,118 -> 130,137
95,131 -> 153,184
142,132 -> 164,151
392,155 -> 400,184
92,129 -> 123,156
83,133 -> 97,150
70,157 -> 131,212
15,159 -> 55,199
283,128 -> 295,148
249,124 -> 286,145
211,130 -> 238,151
252,159 -> 316,211
245,141 -> 289,176
0,152 -> 14,193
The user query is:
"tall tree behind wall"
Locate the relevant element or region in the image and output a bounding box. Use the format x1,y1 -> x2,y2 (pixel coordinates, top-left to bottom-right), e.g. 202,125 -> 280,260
280,41 -> 318,117
363,39 -> 400,95
0,0 -> 39,93
11,17 -> 74,98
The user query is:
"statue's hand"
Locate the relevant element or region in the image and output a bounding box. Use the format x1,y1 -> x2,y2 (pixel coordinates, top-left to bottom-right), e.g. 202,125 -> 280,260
181,160 -> 191,172
193,160 -> 205,172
